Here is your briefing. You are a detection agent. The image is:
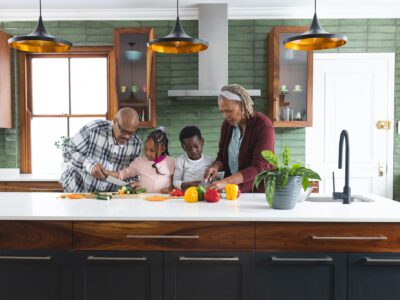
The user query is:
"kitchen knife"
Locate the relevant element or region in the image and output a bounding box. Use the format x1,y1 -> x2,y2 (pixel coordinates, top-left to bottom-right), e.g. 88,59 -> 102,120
105,176 -> 128,187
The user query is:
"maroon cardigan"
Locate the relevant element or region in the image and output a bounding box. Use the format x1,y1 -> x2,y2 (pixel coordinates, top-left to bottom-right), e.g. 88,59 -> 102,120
215,112 -> 275,192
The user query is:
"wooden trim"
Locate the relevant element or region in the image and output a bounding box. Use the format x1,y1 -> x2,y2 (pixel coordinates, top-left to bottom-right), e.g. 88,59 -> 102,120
113,27 -> 156,128
107,49 -> 117,120
0,31 -> 12,128
267,26 -> 313,128
31,114 -> 106,118
0,181 -> 62,192
0,221 -> 72,249
19,46 -> 115,173
19,52 -> 31,173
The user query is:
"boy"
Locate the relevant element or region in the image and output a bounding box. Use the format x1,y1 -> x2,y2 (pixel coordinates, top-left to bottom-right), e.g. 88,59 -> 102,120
173,126 -> 215,190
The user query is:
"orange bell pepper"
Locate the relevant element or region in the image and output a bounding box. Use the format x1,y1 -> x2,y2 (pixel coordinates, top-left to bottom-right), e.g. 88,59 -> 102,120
225,184 -> 240,200
184,186 -> 198,203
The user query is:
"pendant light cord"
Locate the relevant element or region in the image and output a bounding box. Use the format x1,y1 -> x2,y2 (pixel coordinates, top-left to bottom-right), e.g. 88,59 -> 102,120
314,0 -> 316,14
176,0 -> 179,19
39,0 -> 42,18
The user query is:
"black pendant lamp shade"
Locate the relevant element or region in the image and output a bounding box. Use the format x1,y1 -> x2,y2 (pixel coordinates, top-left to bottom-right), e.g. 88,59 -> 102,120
283,0 -> 347,51
8,0 -> 72,53
147,0 -> 208,54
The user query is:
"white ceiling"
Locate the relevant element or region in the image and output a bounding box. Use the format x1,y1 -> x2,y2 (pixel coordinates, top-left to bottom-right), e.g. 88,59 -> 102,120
0,0 -> 399,20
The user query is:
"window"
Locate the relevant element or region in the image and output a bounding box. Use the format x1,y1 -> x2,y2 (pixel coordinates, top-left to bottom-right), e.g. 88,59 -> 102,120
19,47 -> 117,174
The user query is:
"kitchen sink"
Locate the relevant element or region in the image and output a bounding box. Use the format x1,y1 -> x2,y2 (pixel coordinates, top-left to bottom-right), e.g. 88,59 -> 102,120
306,195 -> 375,203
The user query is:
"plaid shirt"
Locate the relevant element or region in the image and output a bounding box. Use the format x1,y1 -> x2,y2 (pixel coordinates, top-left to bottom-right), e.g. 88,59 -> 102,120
60,120 -> 141,193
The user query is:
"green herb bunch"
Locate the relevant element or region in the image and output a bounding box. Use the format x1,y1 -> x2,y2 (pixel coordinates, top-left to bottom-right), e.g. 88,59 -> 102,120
254,146 -> 321,206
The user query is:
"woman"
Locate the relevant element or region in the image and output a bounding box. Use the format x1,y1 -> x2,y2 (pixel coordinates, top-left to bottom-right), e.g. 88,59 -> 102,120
205,84 -> 275,192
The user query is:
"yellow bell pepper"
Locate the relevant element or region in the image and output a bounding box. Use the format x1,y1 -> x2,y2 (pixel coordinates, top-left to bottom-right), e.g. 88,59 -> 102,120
184,186 -> 199,203
225,184 -> 240,200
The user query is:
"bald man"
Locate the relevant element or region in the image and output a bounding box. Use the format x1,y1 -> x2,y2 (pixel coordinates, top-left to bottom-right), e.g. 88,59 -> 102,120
60,108 -> 142,192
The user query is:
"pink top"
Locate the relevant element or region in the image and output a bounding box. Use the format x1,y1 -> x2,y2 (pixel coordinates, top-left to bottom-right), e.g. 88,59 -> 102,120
118,156 -> 175,193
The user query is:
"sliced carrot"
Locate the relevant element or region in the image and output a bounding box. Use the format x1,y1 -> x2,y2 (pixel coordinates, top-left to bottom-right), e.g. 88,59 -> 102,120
145,196 -> 170,201
67,194 -> 86,199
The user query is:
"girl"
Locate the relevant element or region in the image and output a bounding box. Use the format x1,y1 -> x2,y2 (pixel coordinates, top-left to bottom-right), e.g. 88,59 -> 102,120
107,127 -> 175,193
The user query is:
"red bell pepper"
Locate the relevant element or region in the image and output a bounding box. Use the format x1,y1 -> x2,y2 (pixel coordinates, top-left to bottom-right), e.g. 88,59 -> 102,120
170,188 -> 185,197
205,189 -> 221,203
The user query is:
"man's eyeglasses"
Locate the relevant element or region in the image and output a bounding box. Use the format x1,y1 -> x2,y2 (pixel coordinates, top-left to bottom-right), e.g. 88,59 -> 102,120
115,118 -> 136,137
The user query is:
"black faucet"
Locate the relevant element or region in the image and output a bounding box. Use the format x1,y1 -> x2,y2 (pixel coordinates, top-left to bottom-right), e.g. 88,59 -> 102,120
333,130 -> 351,204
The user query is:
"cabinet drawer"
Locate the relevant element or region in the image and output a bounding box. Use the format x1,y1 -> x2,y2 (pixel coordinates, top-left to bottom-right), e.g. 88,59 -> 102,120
256,222 -> 400,252
0,221 -> 72,249
74,221 -> 255,251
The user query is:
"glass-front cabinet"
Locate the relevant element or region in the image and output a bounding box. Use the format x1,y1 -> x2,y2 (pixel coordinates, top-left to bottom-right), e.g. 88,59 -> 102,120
268,27 -> 313,127
114,28 -> 156,128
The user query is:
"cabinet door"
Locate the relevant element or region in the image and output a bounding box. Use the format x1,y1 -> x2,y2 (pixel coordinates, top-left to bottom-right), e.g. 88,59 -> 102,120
256,252 -> 347,300
114,28 -> 156,128
348,253 -> 400,300
164,252 -> 254,300
0,30 -> 12,128
74,251 -> 162,300
0,250 -> 72,300
268,26 -> 313,127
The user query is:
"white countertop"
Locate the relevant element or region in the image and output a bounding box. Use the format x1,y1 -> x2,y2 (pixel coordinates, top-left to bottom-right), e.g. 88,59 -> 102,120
0,192 -> 399,222
0,174 -> 61,182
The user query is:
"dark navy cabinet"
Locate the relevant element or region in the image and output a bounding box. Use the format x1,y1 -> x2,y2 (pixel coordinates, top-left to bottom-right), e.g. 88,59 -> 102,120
74,251 -> 163,300
0,250 -> 72,300
164,252 -> 255,300
256,253 -> 347,300
348,253 -> 400,300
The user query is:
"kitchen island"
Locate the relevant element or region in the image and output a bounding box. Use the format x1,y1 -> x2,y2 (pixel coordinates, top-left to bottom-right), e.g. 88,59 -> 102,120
1,192 -> 400,300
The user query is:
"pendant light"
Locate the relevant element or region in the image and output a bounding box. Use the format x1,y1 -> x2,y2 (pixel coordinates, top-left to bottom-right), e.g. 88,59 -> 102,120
283,0 -> 347,51
8,0 -> 73,53
147,0 -> 208,54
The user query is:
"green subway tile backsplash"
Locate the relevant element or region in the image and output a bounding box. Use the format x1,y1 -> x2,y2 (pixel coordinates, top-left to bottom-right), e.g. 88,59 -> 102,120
1,18 -> 400,199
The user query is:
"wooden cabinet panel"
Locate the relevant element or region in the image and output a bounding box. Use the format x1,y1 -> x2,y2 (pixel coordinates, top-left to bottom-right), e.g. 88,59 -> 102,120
256,222 -> 400,252
0,31 -> 12,128
0,181 -> 63,192
0,221 -> 72,249
74,221 -> 255,251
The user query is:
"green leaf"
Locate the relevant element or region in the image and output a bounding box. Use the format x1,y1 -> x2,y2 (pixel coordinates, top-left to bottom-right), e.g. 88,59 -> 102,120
261,150 -> 278,166
265,176 -> 275,207
282,146 -> 290,166
302,176 -> 309,191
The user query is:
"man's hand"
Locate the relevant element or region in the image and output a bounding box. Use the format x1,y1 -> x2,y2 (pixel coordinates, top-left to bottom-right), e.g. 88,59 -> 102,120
91,163 -> 107,180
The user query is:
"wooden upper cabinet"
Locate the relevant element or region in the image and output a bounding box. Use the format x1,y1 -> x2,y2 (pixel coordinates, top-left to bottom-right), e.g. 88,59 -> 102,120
0,31 -> 12,128
268,27 -> 313,127
113,28 -> 156,128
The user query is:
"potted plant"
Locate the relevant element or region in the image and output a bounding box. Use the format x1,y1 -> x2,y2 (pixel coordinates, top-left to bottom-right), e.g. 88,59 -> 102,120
54,136 -> 70,171
254,146 -> 321,209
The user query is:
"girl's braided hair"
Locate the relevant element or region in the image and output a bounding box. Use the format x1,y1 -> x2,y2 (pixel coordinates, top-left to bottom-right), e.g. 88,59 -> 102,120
147,127 -> 169,158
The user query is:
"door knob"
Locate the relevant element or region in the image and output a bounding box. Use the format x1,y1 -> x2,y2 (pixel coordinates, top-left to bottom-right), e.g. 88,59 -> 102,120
379,162 -> 385,177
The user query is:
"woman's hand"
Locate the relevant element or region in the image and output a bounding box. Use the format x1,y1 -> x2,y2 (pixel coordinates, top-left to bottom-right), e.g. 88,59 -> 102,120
204,166 -> 218,182
206,179 -> 227,191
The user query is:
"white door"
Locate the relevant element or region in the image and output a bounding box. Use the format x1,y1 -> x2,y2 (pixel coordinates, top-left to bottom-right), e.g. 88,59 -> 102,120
306,53 -> 394,198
